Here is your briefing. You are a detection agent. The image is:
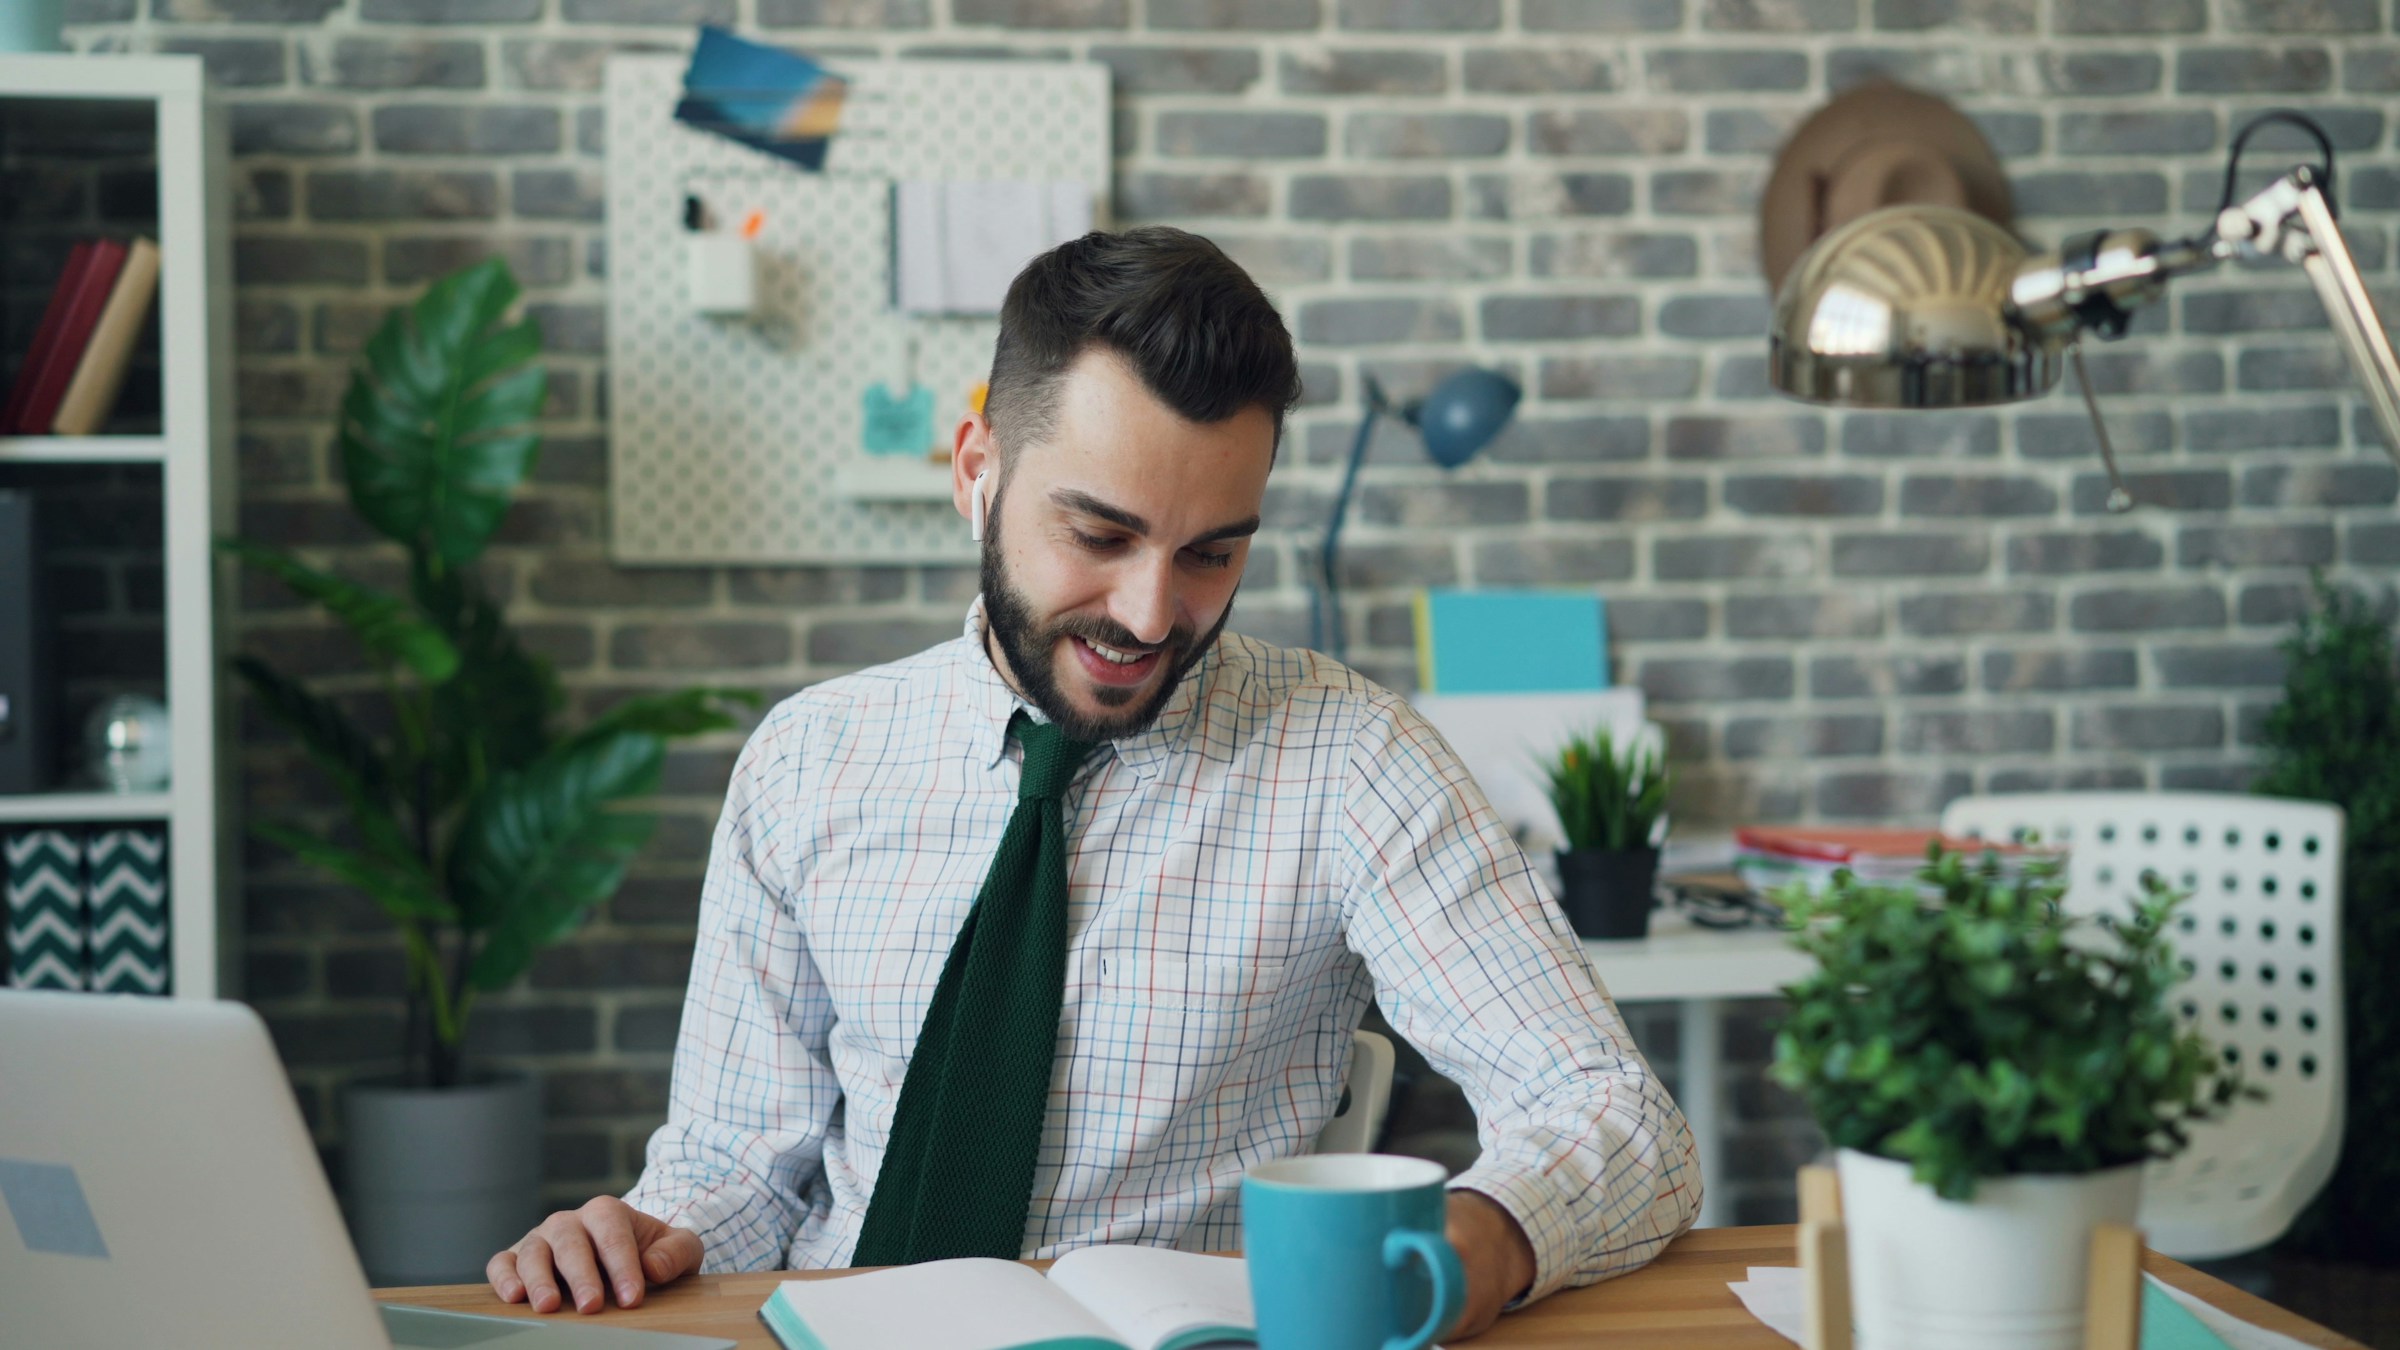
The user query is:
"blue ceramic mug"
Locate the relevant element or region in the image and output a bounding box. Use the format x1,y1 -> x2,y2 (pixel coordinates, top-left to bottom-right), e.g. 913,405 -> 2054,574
1241,1154 -> 1465,1350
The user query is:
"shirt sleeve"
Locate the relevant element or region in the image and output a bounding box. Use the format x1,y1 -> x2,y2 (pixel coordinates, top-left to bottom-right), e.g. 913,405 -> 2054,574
623,697 -> 842,1273
1334,692 -> 1702,1305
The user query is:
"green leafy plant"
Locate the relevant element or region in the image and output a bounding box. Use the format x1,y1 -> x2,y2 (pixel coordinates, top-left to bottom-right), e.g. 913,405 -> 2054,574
1540,725 -> 1669,853
224,259 -> 752,1089
2254,576 -> 2400,1261
1770,845 -> 2247,1201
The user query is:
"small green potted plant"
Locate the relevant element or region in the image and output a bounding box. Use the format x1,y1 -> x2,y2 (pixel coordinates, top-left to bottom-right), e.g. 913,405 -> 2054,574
223,258 -> 752,1284
1771,844 -> 2247,1350
2252,577 -> 2400,1260
1539,724 -> 1669,939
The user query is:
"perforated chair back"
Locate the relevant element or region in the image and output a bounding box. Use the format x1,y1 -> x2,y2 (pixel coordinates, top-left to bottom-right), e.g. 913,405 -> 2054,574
1938,791 -> 2346,1259
1315,1029 -> 1397,1154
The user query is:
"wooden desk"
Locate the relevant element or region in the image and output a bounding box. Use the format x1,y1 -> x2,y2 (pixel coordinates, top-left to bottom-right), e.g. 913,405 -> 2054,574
376,1225 -> 2367,1349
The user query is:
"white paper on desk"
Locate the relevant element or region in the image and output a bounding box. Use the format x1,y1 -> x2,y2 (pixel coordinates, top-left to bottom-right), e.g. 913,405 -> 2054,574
1726,1267 -> 2315,1350
1727,1266 -> 1809,1342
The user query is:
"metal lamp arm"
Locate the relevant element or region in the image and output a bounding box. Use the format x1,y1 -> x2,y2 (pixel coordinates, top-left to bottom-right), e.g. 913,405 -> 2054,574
2008,165 -> 2400,467
2285,179 -> 2400,462
1311,376 -> 1401,658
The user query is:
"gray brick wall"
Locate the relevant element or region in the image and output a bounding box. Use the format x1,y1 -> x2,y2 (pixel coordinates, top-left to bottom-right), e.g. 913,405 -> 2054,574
53,0 -> 2400,1231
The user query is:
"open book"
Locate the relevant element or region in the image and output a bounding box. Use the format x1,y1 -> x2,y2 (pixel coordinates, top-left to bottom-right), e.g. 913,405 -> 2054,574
758,1246 -> 1255,1350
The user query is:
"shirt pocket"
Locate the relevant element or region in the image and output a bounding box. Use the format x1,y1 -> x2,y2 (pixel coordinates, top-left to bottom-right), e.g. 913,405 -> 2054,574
1091,951 -> 1287,1011
1061,952 -> 1292,1169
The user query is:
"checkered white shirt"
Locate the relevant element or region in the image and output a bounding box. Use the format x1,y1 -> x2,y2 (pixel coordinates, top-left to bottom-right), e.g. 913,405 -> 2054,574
626,602 -> 1699,1304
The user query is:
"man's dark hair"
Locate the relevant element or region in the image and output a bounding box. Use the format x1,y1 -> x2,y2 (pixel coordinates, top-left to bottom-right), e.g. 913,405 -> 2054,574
984,226 -> 1302,468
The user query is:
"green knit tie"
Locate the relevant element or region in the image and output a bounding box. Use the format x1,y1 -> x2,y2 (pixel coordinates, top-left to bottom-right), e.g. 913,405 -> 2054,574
852,712 -> 1097,1265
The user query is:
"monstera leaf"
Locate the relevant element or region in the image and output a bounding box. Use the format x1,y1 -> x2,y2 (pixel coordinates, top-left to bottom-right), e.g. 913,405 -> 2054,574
413,560 -> 563,803
220,541 -> 459,684
338,257 -> 547,567
451,730 -> 668,992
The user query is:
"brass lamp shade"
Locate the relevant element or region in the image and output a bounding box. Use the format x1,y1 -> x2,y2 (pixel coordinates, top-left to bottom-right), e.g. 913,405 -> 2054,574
1768,204 -> 2063,409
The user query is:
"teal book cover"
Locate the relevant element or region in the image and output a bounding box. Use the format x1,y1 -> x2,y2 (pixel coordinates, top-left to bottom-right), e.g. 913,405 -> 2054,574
1414,589 -> 1609,694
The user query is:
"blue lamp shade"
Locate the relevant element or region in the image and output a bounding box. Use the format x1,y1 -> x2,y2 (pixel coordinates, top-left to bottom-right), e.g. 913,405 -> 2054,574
1412,368 -> 1521,468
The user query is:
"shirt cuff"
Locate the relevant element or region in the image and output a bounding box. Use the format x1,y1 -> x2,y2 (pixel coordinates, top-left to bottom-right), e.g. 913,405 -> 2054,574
1447,1158 -> 1579,1308
625,1179 -> 770,1273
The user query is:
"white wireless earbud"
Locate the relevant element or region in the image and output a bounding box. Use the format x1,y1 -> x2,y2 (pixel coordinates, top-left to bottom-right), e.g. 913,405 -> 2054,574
969,469 -> 990,542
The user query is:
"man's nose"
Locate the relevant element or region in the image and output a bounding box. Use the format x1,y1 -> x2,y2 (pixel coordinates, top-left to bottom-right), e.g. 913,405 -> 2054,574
1112,554 -> 1178,647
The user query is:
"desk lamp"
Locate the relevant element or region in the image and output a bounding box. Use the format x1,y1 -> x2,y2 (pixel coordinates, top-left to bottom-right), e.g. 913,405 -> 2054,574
1311,366 -> 1521,659
1765,101 -> 2400,506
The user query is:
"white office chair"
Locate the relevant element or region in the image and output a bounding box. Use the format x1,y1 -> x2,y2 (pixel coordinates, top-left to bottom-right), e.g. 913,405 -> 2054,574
1315,1028 -> 1397,1154
1939,791 -> 2346,1259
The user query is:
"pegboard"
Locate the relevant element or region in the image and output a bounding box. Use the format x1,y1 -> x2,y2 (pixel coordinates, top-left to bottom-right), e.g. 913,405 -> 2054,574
604,54 -> 1111,564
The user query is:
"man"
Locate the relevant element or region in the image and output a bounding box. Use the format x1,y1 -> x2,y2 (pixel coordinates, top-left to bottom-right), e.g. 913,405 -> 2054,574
488,226 -> 1698,1338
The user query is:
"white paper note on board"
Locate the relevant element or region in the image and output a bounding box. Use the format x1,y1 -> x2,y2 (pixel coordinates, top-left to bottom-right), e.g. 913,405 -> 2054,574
893,179 -> 944,313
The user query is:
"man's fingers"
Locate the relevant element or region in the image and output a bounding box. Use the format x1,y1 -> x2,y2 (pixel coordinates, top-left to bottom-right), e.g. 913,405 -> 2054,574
486,1249 -> 525,1304
645,1224 -> 705,1284
516,1234 -> 564,1315
544,1221 -> 610,1315
587,1208 -> 651,1309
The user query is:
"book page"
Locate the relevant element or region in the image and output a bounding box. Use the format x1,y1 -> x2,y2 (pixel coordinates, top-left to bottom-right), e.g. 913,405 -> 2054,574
1044,1246 -> 1256,1350
764,1258 -> 1126,1350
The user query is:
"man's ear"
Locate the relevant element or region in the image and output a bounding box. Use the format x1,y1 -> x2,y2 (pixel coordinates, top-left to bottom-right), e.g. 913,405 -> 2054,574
952,414 -> 997,530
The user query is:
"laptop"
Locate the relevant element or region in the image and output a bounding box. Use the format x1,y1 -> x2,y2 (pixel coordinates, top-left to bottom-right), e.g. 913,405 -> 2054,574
0,988 -> 736,1349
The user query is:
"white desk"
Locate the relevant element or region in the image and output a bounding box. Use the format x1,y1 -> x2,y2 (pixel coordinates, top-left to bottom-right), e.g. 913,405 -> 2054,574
1581,910 -> 1813,1229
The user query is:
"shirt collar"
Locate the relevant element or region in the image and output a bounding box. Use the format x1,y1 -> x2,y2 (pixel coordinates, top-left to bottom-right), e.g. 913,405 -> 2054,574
957,597 -> 1212,784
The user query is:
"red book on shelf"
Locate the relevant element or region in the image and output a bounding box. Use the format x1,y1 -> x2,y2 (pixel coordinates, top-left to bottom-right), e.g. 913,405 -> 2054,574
51,236 -> 162,436
11,236 -> 130,435
0,238 -> 96,435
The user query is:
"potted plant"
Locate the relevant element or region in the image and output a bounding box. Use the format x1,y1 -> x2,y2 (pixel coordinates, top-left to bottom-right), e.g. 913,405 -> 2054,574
2253,577 -> 2400,1261
224,258 -> 750,1285
1539,723 -> 1669,939
1771,844 -> 2247,1350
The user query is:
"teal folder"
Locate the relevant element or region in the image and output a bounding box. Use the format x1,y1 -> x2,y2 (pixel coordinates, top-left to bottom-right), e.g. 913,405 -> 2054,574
1413,589 -> 1608,694
2140,1279 -> 2235,1350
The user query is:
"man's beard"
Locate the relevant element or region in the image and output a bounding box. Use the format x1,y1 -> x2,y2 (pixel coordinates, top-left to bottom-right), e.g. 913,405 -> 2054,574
980,488 -> 1233,743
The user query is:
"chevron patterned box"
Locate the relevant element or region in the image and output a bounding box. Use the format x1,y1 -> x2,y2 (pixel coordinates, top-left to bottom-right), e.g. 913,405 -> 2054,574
86,828 -> 168,995
6,828 -> 87,990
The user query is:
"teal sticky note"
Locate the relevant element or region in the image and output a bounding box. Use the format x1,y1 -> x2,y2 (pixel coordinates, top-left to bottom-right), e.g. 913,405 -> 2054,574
2140,1279 -> 2235,1350
861,382 -> 935,456
0,1159 -> 110,1259
1415,589 -> 1608,694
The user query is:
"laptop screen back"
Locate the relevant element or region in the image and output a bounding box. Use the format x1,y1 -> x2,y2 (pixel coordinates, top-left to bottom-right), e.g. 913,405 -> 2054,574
0,989 -> 392,1350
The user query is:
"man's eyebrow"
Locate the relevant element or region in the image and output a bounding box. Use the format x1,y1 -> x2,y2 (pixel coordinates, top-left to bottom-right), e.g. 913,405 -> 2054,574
1192,515 -> 1261,545
1051,488 -> 1147,534
1049,489 -> 1259,547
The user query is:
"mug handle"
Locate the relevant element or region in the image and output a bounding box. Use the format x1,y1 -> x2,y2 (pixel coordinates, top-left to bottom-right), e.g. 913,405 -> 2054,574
1380,1229 -> 1465,1350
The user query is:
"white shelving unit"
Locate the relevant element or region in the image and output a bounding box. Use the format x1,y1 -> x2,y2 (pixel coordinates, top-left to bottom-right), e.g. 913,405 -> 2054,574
0,55 -> 237,999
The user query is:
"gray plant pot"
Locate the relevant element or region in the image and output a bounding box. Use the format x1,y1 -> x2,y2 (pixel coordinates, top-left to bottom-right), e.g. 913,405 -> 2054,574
343,1074 -> 543,1287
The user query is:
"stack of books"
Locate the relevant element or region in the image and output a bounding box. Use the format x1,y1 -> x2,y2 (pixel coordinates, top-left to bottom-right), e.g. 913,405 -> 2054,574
0,234 -> 163,437
1733,825 -> 2059,896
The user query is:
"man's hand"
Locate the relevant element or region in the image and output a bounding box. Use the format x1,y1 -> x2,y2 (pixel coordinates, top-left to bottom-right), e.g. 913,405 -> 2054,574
487,1197 -> 704,1314
1442,1189 -> 1537,1340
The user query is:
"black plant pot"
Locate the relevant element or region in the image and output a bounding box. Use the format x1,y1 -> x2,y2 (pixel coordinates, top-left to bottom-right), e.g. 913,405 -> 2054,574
1555,847 -> 1660,939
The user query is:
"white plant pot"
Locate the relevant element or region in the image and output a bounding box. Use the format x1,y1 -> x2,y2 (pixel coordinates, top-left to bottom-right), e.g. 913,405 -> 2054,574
1838,1148 -> 2143,1350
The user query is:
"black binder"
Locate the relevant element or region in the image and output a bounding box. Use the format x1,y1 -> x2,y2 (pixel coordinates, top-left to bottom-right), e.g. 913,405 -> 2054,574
0,490 -> 53,793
